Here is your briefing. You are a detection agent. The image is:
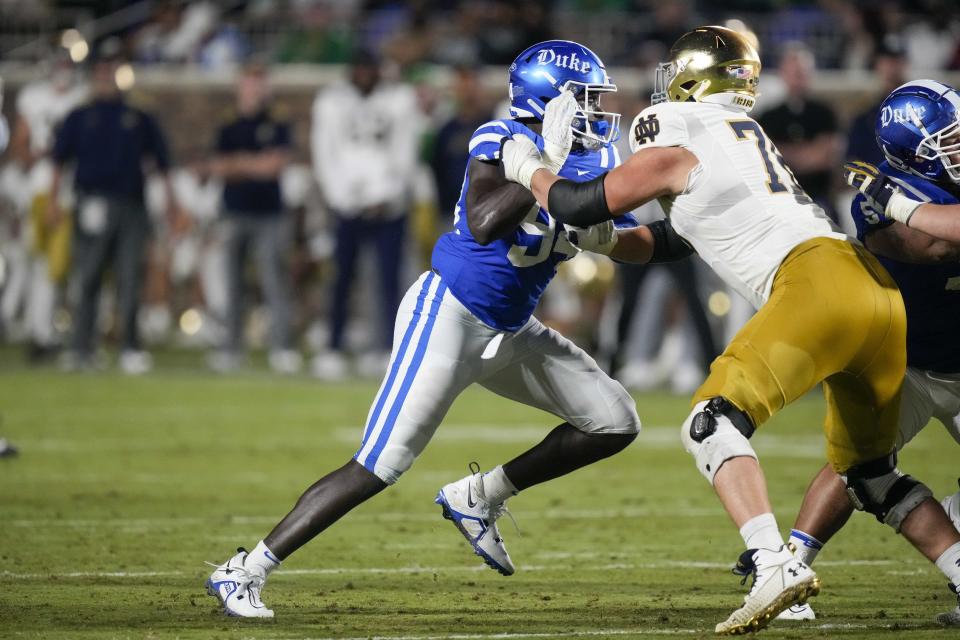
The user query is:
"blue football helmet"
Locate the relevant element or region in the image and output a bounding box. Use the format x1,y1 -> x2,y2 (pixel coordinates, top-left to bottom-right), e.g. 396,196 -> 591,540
508,40 -> 620,150
876,79 -> 960,185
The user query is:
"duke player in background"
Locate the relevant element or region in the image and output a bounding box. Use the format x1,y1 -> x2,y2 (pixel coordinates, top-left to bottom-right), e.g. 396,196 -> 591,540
783,80 -> 960,625
206,40 -> 693,618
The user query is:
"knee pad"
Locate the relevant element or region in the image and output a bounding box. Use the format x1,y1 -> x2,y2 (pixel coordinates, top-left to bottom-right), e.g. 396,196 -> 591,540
680,397 -> 757,485
842,454 -> 933,532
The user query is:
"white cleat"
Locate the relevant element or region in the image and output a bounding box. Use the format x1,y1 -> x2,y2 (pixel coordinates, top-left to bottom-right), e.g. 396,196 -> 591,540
775,603 -> 816,621
937,583 -> 960,626
205,547 -> 274,618
435,462 -> 516,576
715,545 -> 820,635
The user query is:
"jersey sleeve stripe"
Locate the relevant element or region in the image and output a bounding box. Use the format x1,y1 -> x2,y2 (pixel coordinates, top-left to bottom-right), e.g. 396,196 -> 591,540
469,132 -> 507,152
889,177 -> 933,202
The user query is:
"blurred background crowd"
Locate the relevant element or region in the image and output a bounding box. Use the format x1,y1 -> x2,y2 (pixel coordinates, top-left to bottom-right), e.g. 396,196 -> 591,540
0,0 -> 958,393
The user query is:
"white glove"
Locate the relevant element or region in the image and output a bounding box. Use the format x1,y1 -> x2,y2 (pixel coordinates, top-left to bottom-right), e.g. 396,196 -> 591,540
566,220 -> 618,255
501,134 -> 548,189
541,89 -> 578,173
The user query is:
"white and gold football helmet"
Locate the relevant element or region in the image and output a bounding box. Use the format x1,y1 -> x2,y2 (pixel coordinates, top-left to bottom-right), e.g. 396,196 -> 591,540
652,25 -> 761,112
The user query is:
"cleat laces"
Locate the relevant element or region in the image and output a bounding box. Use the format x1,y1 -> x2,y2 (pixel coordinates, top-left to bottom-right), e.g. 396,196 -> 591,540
468,462 -> 521,537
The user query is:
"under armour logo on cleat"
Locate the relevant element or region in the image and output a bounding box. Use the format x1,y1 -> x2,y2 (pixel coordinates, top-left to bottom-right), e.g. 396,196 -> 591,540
788,566 -> 800,577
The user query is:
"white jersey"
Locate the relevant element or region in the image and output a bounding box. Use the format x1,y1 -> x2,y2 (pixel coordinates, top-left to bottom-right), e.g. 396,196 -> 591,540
310,81 -> 421,215
628,101 -> 846,308
16,81 -> 87,155
16,80 -> 87,195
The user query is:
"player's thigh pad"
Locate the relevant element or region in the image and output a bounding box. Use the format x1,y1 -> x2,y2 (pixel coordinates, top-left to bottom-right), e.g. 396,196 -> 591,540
680,399 -> 757,485
479,318 -> 640,435
354,272 -> 493,483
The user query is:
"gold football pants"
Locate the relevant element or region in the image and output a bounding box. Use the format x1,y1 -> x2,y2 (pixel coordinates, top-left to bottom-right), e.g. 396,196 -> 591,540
693,237 -> 906,472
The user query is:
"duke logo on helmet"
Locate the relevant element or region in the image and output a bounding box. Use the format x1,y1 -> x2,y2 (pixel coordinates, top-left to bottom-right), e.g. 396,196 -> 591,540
875,79 -> 960,185
508,39 -> 620,150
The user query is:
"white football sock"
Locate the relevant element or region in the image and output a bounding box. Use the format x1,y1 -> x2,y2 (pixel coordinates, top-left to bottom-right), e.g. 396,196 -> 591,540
788,529 -> 824,566
482,466 -> 518,505
245,540 -> 281,578
936,541 -> 960,586
739,513 -> 785,550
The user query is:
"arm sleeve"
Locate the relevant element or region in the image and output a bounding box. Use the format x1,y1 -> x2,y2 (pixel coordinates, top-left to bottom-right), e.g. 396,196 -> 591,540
648,218 -> 694,263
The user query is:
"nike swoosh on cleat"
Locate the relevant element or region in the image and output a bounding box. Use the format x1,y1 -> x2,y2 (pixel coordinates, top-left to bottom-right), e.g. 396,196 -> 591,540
467,483 -> 477,508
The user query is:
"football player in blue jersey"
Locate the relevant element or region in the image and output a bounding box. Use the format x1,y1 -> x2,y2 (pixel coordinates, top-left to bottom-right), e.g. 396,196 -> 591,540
206,41 -> 693,618
780,80 -> 960,625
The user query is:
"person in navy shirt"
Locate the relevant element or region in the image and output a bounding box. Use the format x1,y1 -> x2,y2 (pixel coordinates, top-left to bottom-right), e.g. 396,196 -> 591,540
207,40 -> 691,619
203,62 -> 298,374
48,50 -> 184,373
784,79 -> 960,625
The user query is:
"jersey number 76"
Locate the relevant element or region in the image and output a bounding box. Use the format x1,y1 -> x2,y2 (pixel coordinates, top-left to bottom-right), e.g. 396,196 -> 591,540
727,120 -> 814,207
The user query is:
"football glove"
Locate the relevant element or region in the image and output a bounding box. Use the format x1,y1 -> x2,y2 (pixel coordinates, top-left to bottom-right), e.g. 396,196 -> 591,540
500,134 -> 548,190
541,89 -> 577,174
843,160 -> 923,226
566,220 -> 618,255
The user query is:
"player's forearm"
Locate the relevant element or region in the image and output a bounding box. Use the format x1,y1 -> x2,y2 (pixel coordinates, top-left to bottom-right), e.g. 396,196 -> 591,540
905,203 -> 960,244
608,219 -> 694,264
608,226 -> 654,263
867,224 -> 960,264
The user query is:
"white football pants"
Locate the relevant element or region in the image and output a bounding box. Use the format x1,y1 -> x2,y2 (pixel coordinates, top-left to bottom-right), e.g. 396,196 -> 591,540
354,271 -> 641,484
897,366 -> 960,450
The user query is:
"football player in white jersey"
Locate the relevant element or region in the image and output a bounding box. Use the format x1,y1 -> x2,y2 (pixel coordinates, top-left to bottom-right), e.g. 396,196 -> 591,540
501,26 -> 960,634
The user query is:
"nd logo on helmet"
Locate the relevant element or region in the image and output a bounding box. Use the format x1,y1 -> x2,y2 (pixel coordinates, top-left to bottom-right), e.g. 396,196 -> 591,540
535,49 -> 593,74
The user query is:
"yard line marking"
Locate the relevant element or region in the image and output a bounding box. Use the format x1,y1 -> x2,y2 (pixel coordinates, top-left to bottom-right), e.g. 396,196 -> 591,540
0,558 -> 912,580
0,570 -> 182,578
5,505 -> 731,529
293,623 -> 919,640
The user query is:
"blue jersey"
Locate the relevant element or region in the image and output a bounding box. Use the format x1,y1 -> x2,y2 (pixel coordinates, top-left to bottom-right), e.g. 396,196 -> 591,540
431,119 -> 624,331
851,161 -> 960,373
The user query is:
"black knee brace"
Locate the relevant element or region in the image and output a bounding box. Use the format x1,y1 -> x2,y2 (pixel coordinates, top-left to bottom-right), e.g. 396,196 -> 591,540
843,453 -> 932,532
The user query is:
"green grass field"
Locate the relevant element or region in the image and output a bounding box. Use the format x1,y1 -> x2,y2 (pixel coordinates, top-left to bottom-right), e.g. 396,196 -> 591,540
1,352 -> 958,639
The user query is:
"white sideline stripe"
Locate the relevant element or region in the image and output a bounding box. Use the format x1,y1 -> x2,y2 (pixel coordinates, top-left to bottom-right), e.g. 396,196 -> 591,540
15,423 -> 826,459
293,626 -> 899,640
0,558 -> 908,580
297,631 -> 695,640
6,506 -> 723,528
